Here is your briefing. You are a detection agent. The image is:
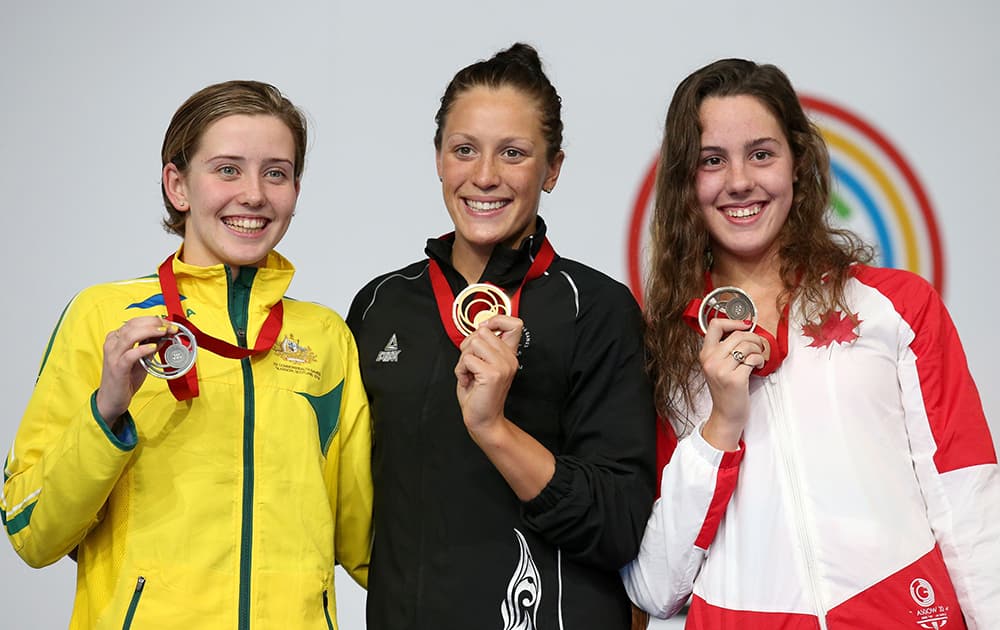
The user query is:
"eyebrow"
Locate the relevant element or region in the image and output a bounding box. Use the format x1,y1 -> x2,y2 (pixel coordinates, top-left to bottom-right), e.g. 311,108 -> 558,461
446,133 -> 536,147
205,155 -> 295,167
700,137 -> 782,154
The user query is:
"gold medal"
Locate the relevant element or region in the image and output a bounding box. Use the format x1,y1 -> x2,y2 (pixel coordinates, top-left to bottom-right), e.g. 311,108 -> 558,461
452,283 -> 512,337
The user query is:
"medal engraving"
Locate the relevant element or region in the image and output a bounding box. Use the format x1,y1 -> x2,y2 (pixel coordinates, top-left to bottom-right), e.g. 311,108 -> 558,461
141,321 -> 198,379
698,286 -> 758,334
164,343 -> 192,369
452,283 -> 512,337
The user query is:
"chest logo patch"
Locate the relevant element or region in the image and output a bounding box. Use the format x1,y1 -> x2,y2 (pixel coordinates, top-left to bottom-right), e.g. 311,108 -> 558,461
909,577 -> 950,629
376,334 -> 401,363
272,334 -> 317,364
802,309 -> 862,348
126,293 -> 194,318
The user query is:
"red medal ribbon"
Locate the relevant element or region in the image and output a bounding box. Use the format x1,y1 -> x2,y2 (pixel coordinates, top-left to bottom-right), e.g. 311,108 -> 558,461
156,254 -> 284,400
428,237 -> 555,349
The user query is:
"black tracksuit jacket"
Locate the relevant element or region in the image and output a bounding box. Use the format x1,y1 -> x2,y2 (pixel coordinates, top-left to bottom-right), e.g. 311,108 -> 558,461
347,220 -> 656,629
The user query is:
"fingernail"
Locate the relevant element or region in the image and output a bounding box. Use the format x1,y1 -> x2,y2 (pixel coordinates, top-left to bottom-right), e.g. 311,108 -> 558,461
743,319 -> 752,325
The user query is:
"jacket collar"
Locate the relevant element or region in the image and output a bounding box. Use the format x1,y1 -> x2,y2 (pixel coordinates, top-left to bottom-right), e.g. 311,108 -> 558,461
424,217 -> 548,292
170,247 -> 295,311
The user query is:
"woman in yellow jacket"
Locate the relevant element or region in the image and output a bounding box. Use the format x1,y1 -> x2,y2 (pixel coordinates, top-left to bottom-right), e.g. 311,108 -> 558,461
1,80 -> 372,629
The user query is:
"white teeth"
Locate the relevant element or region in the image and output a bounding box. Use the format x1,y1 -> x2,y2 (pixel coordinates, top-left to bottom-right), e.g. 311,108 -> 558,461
725,205 -> 761,218
223,217 -> 268,232
465,199 -> 507,211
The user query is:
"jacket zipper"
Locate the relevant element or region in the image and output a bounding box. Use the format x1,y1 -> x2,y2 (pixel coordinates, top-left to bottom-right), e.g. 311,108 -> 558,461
229,268 -> 257,630
766,374 -> 828,630
322,590 -> 335,630
121,576 -> 145,630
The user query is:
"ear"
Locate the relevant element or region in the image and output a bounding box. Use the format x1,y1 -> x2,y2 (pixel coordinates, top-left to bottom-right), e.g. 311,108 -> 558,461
542,150 -> 565,193
163,163 -> 190,212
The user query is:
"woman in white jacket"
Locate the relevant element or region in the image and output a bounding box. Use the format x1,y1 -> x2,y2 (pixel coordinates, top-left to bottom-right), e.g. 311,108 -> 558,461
623,58 -> 999,629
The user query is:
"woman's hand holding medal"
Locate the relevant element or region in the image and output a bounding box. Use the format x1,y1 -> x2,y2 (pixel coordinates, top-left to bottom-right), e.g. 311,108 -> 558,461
699,317 -> 768,451
454,313 -> 555,502
697,287 -> 770,452
96,317 -> 174,425
454,313 -> 523,439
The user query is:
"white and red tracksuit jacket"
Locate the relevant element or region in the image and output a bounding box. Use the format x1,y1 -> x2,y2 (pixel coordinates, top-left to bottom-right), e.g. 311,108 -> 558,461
622,266 -> 1000,629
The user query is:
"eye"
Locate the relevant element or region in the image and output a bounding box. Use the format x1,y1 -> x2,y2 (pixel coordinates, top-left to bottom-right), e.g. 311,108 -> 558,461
264,168 -> 288,180
750,150 -> 772,161
700,155 -> 724,169
218,165 -> 239,177
502,148 -> 525,160
454,145 -> 475,158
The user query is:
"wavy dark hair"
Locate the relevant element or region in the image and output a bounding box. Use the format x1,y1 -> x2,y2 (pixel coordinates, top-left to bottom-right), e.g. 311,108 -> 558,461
645,59 -> 872,433
433,42 -> 562,163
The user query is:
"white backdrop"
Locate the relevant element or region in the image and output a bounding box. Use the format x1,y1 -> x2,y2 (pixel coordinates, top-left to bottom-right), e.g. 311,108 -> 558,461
3,1 -> 997,628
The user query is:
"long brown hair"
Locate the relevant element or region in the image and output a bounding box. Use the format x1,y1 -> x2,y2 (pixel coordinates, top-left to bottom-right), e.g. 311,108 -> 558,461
644,59 -> 872,433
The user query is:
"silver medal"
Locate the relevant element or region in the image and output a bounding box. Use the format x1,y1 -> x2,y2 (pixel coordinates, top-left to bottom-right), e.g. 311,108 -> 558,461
141,321 -> 198,379
698,286 -> 758,335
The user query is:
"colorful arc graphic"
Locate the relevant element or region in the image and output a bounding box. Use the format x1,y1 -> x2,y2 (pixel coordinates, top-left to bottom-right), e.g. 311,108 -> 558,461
627,94 -> 945,305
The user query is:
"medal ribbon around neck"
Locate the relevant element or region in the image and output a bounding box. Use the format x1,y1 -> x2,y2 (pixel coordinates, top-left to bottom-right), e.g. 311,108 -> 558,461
428,237 -> 555,349
156,254 -> 284,401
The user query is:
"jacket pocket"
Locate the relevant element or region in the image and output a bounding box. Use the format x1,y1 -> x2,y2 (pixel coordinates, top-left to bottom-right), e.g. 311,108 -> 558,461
322,590 -> 334,630
121,576 -> 146,630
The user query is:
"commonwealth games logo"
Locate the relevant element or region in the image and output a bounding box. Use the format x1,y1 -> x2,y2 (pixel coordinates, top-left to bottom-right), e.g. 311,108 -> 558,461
626,95 -> 945,303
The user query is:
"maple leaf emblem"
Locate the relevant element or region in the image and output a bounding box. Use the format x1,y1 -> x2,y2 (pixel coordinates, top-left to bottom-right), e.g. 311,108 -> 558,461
802,310 -> 862,348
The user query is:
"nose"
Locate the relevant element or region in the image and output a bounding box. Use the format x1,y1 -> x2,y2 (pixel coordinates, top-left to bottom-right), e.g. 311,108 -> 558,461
725,161 -> 753,195
240,175 -> 265,207
472,156 -> 500,190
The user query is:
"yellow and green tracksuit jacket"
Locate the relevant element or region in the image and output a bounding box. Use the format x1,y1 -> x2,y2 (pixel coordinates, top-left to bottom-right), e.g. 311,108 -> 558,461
2,251 -> 373,629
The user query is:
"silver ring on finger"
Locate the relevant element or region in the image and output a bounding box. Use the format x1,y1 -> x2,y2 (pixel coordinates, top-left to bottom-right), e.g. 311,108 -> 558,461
731,349 -> 745,363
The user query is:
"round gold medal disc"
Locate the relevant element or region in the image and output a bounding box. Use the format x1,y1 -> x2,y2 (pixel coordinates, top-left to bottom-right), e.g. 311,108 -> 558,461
452,283 -> 512,337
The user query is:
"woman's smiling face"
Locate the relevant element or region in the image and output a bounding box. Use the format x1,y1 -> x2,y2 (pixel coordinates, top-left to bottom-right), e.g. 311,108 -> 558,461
163,114 -> 300,274
436,85 -> 563,267
696,94 -> 796,267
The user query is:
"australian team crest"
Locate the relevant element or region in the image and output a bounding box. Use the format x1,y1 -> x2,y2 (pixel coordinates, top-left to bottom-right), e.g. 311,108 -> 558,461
272,334 -> 317,364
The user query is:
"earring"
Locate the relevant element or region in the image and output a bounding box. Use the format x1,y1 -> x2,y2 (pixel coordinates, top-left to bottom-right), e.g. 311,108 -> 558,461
542,188 -> 552,194
177,201 -> 187,208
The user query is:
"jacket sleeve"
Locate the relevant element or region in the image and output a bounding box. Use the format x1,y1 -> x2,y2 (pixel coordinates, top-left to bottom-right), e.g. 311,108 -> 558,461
621,421 -> 742,619
519,281 -> 656,570
2,290 -> 137,568
324,318 -> 373,589
891,274 -> 1000,629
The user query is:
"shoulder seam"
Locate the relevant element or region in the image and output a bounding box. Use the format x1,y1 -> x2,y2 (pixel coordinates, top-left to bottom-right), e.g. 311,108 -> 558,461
361,264 -> 428,321
558,270 -> 580,318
